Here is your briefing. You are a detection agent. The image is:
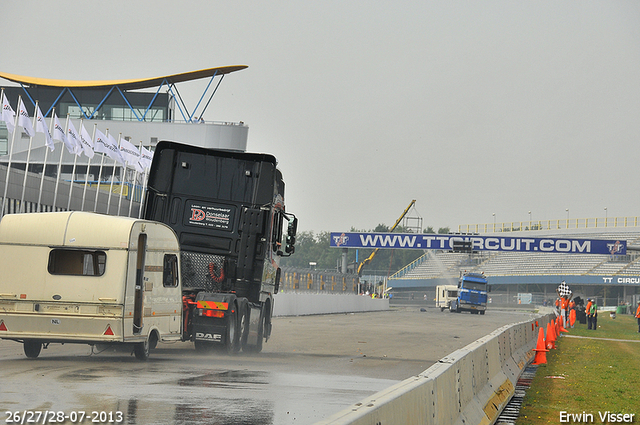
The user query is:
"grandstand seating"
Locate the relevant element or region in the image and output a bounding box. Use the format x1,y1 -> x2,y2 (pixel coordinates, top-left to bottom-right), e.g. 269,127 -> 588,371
392,229 -> 640,280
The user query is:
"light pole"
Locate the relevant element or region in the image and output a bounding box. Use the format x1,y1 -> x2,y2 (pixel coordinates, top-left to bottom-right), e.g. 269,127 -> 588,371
528,210 -> 531,229
604,207 -> 607,227
493,213 -> 496,232
566,208 -> 569,228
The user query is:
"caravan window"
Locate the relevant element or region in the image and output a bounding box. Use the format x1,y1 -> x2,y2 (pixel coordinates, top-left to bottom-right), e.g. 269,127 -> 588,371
48,249 -> 106,276
163,254 -> 179,287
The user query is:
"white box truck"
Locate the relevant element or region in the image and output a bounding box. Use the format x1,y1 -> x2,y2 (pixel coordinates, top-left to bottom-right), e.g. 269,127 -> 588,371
0,211 -> 183,360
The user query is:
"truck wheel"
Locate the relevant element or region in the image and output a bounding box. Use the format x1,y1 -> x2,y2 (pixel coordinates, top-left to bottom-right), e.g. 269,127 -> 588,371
219,307 -> 238,354
236,301 -> 248,353
449,301 -> 458,313
480,310 -> 485,315
134,335 -> 151,360
253,315 -> 264,353
24,340 -> 42,359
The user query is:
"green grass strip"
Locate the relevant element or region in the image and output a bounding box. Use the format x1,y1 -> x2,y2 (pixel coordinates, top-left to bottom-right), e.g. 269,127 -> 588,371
518,314 -> 640,424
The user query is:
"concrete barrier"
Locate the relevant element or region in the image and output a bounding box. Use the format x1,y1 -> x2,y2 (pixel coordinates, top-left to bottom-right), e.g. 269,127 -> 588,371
272,293 -> 389,317
316,311 -> 556,425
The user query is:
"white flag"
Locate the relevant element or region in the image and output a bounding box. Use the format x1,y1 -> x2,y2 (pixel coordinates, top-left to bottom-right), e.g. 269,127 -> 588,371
17,98 -> 34,137
1,92 -> 15,134
53,113 -> 73,153
35,106 -> 54,151
140,145 -> 153,170
134,159 -> 145,173
95,129 -> 124,164
66,120 -> 82,155
119,138 -> 141,166
107,133 -> 125,164
79,124 -> 94,159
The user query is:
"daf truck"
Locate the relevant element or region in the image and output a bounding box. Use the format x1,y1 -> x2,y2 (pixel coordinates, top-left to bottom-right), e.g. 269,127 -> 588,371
143,141 -> 297,353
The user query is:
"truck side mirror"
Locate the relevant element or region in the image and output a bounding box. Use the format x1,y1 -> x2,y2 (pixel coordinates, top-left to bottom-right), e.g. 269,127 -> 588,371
285,217 -> 297,253
280,214 -> 297,256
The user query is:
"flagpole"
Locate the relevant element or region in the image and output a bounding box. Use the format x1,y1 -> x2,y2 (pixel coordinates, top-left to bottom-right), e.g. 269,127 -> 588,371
138,169 -> 148,219
19,101 -> 39,213
106,134 -> 121,215
53,114 -> 70,211
67,118 -> 82,211
117,164 -> 126,217
128,166 -> 139,218
81,123 -> 97,211
1,94 -> 19,218
37,107 -> 55,211
93,128 -> 109,212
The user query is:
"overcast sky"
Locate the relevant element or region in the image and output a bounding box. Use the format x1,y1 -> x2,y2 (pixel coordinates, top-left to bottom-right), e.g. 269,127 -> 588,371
2,1 -> 640,234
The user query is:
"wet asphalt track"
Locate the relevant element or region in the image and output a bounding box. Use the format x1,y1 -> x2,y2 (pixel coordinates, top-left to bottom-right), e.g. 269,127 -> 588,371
0,306 -> 537,425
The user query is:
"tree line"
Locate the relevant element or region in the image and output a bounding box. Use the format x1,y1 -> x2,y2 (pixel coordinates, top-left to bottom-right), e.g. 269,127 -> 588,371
280,224 -> 451,276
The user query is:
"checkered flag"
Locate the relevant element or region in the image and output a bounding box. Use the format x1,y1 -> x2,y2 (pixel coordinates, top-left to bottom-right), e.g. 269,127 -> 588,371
558,281 -> 571,297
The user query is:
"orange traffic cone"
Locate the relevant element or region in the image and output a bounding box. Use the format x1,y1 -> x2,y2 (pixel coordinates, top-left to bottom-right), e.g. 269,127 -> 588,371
546,322 -> 556,349
531,326 -> 548,365
569,309 -> 576,328
558,316 -> 569,334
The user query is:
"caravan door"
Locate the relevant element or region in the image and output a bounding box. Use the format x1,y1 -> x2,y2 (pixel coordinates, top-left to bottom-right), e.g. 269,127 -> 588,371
133,233 -> 147,334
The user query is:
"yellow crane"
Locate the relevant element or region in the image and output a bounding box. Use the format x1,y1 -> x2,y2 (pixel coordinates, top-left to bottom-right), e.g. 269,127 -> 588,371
356,200 -> 416,276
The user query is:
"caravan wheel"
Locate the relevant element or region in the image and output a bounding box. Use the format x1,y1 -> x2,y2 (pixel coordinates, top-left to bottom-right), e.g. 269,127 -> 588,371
24,340 -> 42,359
134,334 -> 154,361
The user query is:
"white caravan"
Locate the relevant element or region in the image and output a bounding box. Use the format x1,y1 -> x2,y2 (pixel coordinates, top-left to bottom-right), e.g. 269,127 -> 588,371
435,284 -> 458,312
0,212 -> 182,360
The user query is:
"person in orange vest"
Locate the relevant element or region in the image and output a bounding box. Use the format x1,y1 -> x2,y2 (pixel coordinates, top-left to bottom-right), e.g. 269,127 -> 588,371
635,301 -> 640,333
556,286 -> 573,328
585,298 -> 593,327
561,295 -> 572,328
569,299 -> 576,328
587,299 -> 598,330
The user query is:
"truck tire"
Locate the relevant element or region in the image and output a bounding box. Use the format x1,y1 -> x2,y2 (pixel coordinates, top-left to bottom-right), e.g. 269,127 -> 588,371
480,310 -> 485,315
236,299 -> 248,353
24,340 -> 42,359
219,307 -> 238,354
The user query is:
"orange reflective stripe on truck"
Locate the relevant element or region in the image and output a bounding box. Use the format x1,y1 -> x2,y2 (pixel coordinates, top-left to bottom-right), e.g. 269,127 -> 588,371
196,301 -> 229,310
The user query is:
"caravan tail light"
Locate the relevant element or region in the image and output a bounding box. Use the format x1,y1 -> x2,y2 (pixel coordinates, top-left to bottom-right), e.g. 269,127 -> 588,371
0,321 -> 7,331
103,325 -> 114,336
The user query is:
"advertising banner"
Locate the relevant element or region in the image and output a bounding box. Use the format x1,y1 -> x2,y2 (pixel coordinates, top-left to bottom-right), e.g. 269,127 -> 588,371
329,232 -> 626,255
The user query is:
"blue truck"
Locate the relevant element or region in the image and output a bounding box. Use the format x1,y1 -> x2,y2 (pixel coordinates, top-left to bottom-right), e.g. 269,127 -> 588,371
448,272 -> 489,314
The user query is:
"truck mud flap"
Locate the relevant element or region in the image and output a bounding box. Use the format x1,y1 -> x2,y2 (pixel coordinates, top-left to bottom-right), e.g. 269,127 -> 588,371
192,293 -> 236,345
192,320 -> 228,344
245,304 -> 263,349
